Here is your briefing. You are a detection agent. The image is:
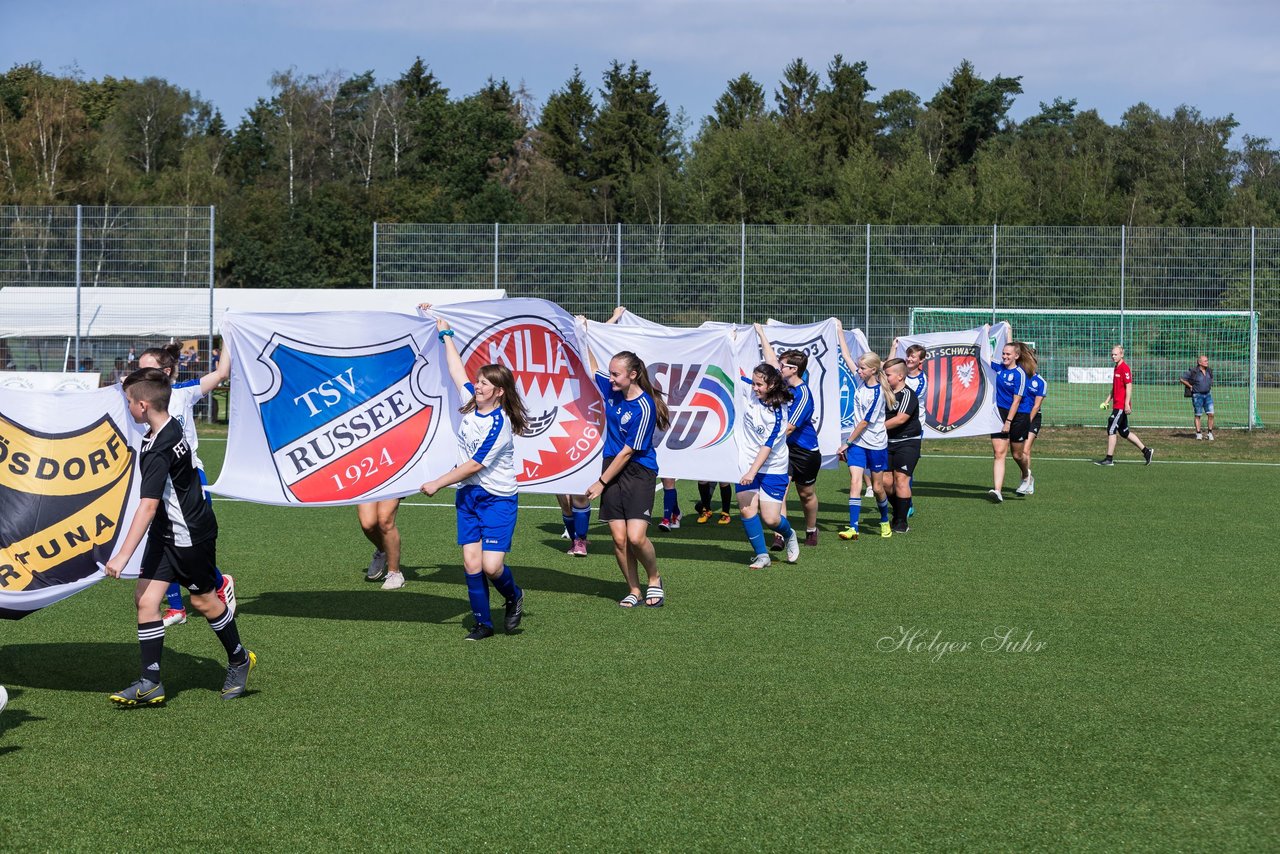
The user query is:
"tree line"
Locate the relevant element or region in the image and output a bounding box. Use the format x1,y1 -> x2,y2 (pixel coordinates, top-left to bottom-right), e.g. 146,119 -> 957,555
2,56 -> 1278,288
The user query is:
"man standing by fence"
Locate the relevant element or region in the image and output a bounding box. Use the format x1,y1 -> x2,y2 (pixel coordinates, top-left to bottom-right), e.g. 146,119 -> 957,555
1181,355 -> 1214,440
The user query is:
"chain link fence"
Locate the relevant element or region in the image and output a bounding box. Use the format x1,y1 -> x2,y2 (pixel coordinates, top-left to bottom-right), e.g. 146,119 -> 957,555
376,223 -> 1278,429
0,205 -> 215,389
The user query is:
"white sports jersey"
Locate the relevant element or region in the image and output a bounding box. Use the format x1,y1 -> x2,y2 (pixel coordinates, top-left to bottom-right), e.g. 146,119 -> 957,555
852,381 -> 888,450
907,371 -> 926,399
456,385 -> 517,496
169,381 -> 206,471
738,395 -> 790,476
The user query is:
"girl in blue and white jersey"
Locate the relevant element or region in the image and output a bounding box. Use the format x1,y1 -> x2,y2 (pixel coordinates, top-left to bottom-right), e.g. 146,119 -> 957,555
986,331 -> 1031,503
420,318 -> 529,641
737,363 -> 798,570
836,348 -> 893,540
580,318 -> 670,608
1016,351 -> 1046,497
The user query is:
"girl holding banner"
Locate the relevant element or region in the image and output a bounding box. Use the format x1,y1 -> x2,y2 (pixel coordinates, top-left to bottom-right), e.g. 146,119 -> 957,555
420,317 -> 529,640
737,364 -> 799,569
580,321 -> 669,609
836,348 -> 893,540
986,333 -> 1032,503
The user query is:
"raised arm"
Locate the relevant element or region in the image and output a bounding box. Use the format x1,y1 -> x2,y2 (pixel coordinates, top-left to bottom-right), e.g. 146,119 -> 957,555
576,316 -> 600,374
196,340 -> 231,396
436,318 -> 469,393
834,320 -> 859,374
754,323 -> 780,368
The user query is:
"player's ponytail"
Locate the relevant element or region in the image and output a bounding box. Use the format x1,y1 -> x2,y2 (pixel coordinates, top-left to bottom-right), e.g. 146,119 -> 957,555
752,363 -> 794,409
858,351 -> 893,412
464,364 -> 530,437
140,343 -> 181,378
1014,342 -> 1037,376
614,351 -> 670,431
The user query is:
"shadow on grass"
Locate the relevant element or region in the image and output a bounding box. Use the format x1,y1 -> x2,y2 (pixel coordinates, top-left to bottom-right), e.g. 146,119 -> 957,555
0,686 -> 42,752
411,561 -> 629,602
0,643 -> 224,696
242,589 -> 468,623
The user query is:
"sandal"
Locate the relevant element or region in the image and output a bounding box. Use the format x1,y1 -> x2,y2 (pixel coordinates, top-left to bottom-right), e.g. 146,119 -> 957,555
619,593 -> 641,608
644,582 -> 665,608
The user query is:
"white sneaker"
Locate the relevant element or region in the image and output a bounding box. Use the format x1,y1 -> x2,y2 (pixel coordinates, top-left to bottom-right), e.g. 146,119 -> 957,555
1195,433 -> 1203,440
1025,475 -> 1035,495
784,531 -> 800,564
864,485 -> 875,499
1014,478 -> 1030,496
560,526 -> 571,540
381,571 -> 405,590
748,553 -> 772,570
988,489 -> 1003,503
1208,432 -> 1214,441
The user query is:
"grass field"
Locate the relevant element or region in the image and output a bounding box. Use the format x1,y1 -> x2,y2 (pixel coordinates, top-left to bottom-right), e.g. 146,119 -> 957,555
2,429 -> 1277,850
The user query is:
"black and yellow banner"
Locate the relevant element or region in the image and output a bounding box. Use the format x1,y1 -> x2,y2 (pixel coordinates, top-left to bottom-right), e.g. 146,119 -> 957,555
0,388 -> 140,619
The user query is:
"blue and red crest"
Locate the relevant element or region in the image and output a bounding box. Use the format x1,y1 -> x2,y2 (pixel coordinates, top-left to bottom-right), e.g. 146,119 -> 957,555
254,335 -> 441,503
923,344 -> 987,433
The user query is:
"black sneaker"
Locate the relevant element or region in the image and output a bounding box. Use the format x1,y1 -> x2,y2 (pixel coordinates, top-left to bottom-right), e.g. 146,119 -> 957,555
1143,447 -> 1154,465
891,520 -> 910,534
109,678 -> 166,706
1093,458 -> 1115,466
465,623 -> 495,641
220,651 -> 257,700
504,593 -> 524,633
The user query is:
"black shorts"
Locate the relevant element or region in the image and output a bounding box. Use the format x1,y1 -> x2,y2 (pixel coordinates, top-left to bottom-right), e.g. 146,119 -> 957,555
1029,413 -> 1042,436
787,444 -> 821,487
1106,409 -> 1130,437
888,440 -> 921,477
598,458 -> 657,523
140,536 -> 219,595
992,407 -> 1031,443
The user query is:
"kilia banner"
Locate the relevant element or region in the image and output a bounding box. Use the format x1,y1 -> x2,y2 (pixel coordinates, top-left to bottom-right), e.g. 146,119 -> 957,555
0,385 -> 146,619
212,311 -> 460,506
427,298 -> 606,495
893,325 -> 1003,439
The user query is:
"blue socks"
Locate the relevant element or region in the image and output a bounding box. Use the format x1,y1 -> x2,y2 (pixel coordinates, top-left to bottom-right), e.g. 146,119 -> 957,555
572,506 -> 591,540
490,565 -> 520,602
663,487 -> 678,517
742,514 -> 767,556
165,582 -> 183,610
465,572 -> 492,628
848,497 -> 860,528
878,499 -> 890,523
561,513 -> 574,537
775,516 -> 794,539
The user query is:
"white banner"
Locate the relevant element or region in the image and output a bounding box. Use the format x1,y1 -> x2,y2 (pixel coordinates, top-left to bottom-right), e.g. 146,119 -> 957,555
1,385 -> 145,619
428,298 -> 605,495
894,326 -> 1003,439
757,319 -> 844,455
580,322 -> 741,482
212,312 -> 459,506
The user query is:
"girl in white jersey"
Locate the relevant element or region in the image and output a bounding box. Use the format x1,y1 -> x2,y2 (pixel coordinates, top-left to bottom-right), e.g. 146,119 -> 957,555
136,342 -> 234,625
836,349 -> 893,540
737,363 -> 799,570
420,317 -> 529,641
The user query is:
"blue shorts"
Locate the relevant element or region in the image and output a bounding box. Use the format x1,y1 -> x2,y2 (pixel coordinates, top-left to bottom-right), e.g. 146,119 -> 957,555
846,444 -> 888,473
1193,392 -> 1214,416
456,485 -> 518,552
735,472 -> 790,502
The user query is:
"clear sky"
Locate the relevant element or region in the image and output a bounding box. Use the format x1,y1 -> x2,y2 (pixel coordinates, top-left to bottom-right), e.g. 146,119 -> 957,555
3,0 -> 1277,143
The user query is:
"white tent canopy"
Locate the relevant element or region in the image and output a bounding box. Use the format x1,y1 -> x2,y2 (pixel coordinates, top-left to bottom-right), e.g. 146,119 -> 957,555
0,287 -> 507,338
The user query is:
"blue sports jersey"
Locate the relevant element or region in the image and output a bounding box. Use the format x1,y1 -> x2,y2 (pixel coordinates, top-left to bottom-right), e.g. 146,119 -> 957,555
990,362 -> 1028,410
456,383 -> 517,496
1026,374 -> 1047,413
595,372 -> 659,472
784,380 -> 819,451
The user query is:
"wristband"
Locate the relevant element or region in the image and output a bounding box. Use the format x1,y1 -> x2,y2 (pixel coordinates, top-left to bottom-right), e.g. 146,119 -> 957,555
597,478 -> 607,488
438,329 -> 454,342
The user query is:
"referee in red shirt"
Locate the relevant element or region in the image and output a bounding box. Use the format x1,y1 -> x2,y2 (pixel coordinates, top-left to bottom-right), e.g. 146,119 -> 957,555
1095,345 -> 1154,466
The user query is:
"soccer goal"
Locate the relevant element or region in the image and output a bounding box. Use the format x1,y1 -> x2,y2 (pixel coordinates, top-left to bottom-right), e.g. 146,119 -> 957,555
909,308 -> 1260,429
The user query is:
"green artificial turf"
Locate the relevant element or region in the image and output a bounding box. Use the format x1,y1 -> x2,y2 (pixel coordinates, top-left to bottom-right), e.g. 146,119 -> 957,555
2,433 -> 1277,851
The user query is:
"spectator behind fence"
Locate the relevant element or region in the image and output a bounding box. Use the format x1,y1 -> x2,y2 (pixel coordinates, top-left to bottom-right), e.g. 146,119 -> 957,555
1181,354 -> 1214,440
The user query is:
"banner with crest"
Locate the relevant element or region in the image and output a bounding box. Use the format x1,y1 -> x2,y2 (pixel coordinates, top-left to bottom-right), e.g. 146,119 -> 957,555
212,312 -> 459,506
893,326 -> 1003,439
0,385 -> 145,619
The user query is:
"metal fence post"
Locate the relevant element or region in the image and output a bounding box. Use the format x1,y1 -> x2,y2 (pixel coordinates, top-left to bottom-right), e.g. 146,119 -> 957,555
616,222 -> 622,307
739,221 -> 746,323
493,223 -> 499,289
991,223 -> 999,322
864,223 -> 871,330
1119,225 -> 1126,346
74,204 -> 82,371
372,221 -> 378,289
1249,226 -> 1257,430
